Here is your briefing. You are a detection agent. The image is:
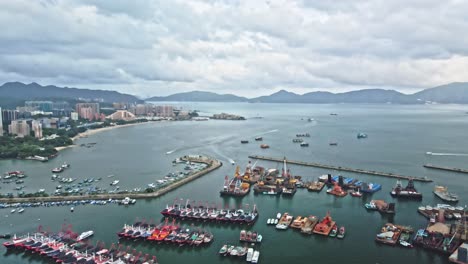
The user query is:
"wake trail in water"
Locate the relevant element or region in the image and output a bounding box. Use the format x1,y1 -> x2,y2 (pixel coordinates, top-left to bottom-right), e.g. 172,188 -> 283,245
426,152 -> 468,156
209,146 -> 235,164
254,129 -> 279,137
166,149 -> 178,155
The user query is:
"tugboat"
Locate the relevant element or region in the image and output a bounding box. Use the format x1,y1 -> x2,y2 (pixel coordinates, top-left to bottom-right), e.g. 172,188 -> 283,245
433,186 -> 458,202
313,212 -> 336,236
326,182 -> 347,197
390,179 -> 422,200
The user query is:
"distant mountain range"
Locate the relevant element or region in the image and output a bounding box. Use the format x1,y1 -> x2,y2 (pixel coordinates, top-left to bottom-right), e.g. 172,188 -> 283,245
146,82 -> 468,104
0,82 -> 141,103
1,81 -> 468,106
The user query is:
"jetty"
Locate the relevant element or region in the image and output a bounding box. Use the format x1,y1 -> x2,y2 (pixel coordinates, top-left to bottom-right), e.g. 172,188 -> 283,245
248,155 -> 432,182
423,164 -> 468,174
0,155 -> 222,204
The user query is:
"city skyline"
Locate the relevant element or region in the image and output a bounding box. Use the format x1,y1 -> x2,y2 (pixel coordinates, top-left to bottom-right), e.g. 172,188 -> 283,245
1,1 -> 468,97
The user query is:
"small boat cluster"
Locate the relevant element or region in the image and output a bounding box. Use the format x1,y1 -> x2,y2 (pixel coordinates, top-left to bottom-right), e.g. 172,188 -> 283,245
160,199 -> 258,225
117,219 -> 214,246
219,245 -> 260,263
51,162 -> 70,173
3,230 -> 158,264
0,197 -> 136,211
375,223 -> 414,248
1,171 -> 27,180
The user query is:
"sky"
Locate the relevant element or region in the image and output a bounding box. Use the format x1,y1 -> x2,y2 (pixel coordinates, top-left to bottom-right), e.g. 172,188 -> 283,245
1,0 -> 468,98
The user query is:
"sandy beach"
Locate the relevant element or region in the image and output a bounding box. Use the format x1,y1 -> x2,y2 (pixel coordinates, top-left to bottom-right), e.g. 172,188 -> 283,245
55,122 -> 150,151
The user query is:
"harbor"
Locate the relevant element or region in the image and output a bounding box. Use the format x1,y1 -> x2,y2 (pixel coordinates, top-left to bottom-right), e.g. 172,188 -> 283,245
248,155 -> 433,182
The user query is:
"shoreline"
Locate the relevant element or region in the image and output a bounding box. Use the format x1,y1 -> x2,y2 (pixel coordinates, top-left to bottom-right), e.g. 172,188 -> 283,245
54,122 -> 150,151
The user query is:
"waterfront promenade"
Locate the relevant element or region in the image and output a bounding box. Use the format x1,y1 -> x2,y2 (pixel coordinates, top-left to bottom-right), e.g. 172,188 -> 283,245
0,155 -> 222,204
249,155 -> 432,182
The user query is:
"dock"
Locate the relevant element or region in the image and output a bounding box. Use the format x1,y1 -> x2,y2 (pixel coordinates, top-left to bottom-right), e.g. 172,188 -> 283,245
0,155 -> 222,204
424,164 -> 468,174
248,155 -> 432,182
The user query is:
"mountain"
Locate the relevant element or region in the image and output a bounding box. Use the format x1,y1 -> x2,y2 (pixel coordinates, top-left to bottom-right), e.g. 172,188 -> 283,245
146,91 -> 248,102
0,82 -> 141,103
249,90 -> 302,103
411,82 -> 468,103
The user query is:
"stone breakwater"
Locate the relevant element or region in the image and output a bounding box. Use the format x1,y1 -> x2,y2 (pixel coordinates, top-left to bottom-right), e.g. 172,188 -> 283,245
0,155 -> 222,204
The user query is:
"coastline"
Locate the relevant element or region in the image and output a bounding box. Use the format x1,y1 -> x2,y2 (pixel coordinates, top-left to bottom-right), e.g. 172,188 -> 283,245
55,122 -> 150,151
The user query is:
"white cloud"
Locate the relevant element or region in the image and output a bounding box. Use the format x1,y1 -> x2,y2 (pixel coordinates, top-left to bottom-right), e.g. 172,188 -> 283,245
0,0 -> 467,97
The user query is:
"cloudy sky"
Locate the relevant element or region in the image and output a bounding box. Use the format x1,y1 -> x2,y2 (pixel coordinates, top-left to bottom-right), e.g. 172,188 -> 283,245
1,0 -> 468,98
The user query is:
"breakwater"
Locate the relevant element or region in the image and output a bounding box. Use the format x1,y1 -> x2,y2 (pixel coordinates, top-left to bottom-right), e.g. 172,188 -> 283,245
248,155 -> 432,182
423,164 -> 468,174
0,155 -> 222,204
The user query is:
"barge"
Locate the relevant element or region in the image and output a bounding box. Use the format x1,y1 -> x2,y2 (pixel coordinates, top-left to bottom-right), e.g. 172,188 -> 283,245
313,212 -> 336,236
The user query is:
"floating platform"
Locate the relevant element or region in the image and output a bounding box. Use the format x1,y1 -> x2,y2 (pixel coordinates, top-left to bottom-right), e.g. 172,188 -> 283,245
248,155 -> 432,182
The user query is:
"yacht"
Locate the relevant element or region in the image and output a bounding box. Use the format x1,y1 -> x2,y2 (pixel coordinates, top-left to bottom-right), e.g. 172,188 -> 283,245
77,230 -> 94,241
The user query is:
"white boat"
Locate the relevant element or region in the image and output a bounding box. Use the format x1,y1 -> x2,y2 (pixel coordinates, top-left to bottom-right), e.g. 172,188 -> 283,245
38,189 -> 45,193
10,209 -> 16,213
77,230 -> 94,241
70,207 -> 74,212
276,213 -> 281,219
275,224 -> 288,230
274,219 -> 278,224
246,248 -> 254,262
18,208 -> 24,213
110,180 -> 120,186
418,206 -> 425,211
455,206 -> 464,211
267,219 -> 271,225
426,206 -> 433,211
252,250 -> 260,263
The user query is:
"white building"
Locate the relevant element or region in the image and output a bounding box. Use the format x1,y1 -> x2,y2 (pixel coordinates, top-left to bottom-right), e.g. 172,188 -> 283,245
71,112 -> 78,121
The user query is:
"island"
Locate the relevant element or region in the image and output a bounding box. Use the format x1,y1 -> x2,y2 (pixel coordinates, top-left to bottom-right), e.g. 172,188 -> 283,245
211,113 -> 246,120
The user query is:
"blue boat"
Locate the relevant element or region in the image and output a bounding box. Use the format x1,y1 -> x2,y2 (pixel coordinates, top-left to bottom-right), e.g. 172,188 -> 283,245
344,177 -> 354,184
360,182 -> 381,193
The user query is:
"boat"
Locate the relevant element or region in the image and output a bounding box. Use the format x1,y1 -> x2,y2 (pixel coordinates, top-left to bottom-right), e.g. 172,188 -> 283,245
329,225 -> 338,237
260,144 -> 269,149
267,219 -> 271,225
61,162 -> 70,169
360,182 -> 381,193
241,140 -> 249,144
255,137 -> 263,141
219,245 -> 228,255
290,216 -> 307,229
399,240 -> 413,248
307,181 -> 325,192
220,166 -> 251,197
300,215 -> 318,234
70,207 -> 74,212
18,208 -> 25,213
390,179 -> 422,199
77,230 -> 94,241
326,182 -> 347,197
357,133 -> 368,139
329,142 -> 338,146
276,213 -> 281,219
252,250 -> 260,263
276,213 -> 293,230
239,230 -> 262,243
337,226 -> 345,239
300,142 -> 309,147
110,180 -> 120,186
370,200 -> 396,214
292,138 -> 303,143
433,186 -> 459,202
313,212 -> 336,236
350,188 -> 362,197
246,248 -> 254,262
364,202 -> 377,210
51,167 -> 63,173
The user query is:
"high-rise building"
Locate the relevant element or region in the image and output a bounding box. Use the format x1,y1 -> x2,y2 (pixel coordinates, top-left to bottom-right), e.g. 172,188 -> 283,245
70,112 -> 79,121
32,120 -> 43,139
107,110 -> 136,121
0,107 -> 3,136
155,105 -> 174,117
2,109 -> 19,123
25,101 -> 53,112
76,103 -> 100,120
8,120 -> 31,137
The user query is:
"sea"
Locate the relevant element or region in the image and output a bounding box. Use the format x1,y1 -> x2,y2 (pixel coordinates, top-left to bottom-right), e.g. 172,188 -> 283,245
1,102 -> 468,264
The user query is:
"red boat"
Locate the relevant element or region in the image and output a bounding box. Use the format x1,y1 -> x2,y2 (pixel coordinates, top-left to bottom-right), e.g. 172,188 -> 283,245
350,188 -> 362,197
326,182 -> 348,197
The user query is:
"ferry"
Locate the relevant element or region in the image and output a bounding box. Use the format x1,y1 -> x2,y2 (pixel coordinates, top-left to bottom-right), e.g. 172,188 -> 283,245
77,230 -> 94,241
433,186 -> 459,202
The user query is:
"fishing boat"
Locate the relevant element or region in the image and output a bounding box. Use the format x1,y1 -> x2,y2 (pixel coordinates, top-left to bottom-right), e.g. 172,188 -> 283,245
77,230 -> 94,241
433,186 -> 459,202
276,213 -> 293,230
337,226 -> 345,239
313,212 -> 336,236
390,179 -> 422,200
252,250 -> 260,263
219,245 -> 228,255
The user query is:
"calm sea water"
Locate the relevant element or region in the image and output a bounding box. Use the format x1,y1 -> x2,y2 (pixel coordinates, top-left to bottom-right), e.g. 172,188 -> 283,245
1,103 -> 468,264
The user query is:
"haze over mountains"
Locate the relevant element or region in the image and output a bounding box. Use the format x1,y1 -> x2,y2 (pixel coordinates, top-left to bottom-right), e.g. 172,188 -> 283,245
1,82 -> 468,105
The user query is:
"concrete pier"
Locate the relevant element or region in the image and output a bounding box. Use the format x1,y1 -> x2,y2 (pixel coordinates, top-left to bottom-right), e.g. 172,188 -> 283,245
423,164 -> 468,174
248,155 -> 432,182
0,156 -> 222,204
